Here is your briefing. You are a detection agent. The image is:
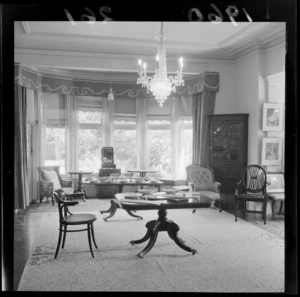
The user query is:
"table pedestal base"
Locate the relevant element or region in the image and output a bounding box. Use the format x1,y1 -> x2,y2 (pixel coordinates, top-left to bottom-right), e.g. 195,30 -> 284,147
100,200 -> 143,221
74,189 -> 87,202
130,208 -> 197,258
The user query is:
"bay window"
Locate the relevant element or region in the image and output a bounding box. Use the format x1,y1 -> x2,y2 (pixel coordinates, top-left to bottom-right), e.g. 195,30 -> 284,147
39,93 -> 192,180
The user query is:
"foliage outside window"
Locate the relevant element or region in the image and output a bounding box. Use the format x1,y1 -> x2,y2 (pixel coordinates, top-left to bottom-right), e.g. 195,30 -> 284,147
147,118 -> 172,177
78,108 -> 103,173
114,116 -> 137,172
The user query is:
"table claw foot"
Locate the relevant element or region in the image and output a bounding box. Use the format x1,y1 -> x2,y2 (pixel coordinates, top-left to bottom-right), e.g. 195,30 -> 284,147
126,209 -> 143,220
168,230 -> 196,254
100,200 -> 114,214
136,232 -> 158,258
101,200 -> 117,221
137,252 -> 144,258
191,249 -> 198,255
130,229 -> 152,245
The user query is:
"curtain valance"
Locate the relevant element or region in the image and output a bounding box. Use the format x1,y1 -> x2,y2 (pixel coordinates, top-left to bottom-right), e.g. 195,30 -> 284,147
15,63 -> 219,99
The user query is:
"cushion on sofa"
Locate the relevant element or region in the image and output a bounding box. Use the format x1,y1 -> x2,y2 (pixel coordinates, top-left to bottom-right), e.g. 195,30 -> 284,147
189,167 -> 214,190
61,187 -> 74,195
197,190 -> 221,200
42,170 -> 61,190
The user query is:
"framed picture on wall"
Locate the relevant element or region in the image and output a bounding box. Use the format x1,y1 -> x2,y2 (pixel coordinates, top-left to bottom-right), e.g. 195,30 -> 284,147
261,138 -> 283,166
262,103 -> 284,131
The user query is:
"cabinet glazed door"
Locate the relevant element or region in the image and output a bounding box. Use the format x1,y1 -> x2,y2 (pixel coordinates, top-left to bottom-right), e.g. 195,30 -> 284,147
210,122 -> 242,163
209,114 -> 248,209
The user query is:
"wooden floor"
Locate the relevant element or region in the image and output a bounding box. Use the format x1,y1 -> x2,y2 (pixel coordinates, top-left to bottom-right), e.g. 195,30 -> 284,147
12,201 -> 285,291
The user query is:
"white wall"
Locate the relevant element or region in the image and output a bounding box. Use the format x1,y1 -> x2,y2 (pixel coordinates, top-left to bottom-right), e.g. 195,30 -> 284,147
263,44 -> 285,173
228,44 -> 285,214
208,61 -> 236,114
223,44 -> 286,167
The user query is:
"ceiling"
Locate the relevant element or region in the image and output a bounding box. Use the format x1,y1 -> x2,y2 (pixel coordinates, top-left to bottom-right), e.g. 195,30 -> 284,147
15,21 -> 285,77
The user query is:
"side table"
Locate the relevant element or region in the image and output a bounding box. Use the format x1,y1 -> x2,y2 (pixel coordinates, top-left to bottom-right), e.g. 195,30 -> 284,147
68,171 -> 93,201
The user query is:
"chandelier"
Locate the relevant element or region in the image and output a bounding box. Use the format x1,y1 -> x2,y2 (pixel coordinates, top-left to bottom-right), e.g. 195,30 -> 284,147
137,22 -> 184,107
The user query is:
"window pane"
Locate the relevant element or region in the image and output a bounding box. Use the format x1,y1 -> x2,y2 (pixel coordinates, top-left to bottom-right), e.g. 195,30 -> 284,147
78,108 -> 103,173
44,128 -> 66,173
79,110 -> 102,124
78,129 -> 103,173
147,119 -> 171,177
114,118 -> 137,171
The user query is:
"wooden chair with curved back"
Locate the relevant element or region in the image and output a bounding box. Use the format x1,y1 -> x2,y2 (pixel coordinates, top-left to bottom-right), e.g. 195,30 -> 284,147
235,164 -> 270,225
53,190 -> 98,259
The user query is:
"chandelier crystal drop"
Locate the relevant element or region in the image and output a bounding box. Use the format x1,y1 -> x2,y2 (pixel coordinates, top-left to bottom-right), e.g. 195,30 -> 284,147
137,22 -> 184,107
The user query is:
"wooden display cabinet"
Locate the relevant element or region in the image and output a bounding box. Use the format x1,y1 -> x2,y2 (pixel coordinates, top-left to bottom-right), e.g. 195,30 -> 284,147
208,114 -> 249,211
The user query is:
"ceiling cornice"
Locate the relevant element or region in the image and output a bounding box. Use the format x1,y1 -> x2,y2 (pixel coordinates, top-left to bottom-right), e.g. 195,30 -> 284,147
218,22 -> 262,47
21,65 -> 200,84
227,36 -> 285,60
259,28 -> 286,47
15,47 -> 235,62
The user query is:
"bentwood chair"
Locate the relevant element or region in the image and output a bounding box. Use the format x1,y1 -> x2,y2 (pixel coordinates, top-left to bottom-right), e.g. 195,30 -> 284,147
53,190 -> 98,259
235,164 -> 270,225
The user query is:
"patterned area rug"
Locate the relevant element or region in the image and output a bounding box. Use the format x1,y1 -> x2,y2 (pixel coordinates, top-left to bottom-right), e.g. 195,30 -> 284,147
18,204 -> 284,292
29,198 -> 285,239
29,198 -> 109,212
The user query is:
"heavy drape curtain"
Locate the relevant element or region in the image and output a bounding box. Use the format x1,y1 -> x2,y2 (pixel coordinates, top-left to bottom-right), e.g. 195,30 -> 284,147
171,96 -> 193,180
192,91 -> 216,165
14,85 -> 29,209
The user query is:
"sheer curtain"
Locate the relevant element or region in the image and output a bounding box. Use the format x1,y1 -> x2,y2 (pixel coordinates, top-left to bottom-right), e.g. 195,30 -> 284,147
14,85 -> 29,209
171,97 -> 180,180
102,97 -> 114,146
36,91 -> 46,165
136,97 -> 147,169
65,94 -> 78,172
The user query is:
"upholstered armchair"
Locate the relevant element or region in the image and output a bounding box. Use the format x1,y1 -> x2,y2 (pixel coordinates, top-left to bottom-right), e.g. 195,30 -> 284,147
186,164 -> 223,212
37,166 -> 73,205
